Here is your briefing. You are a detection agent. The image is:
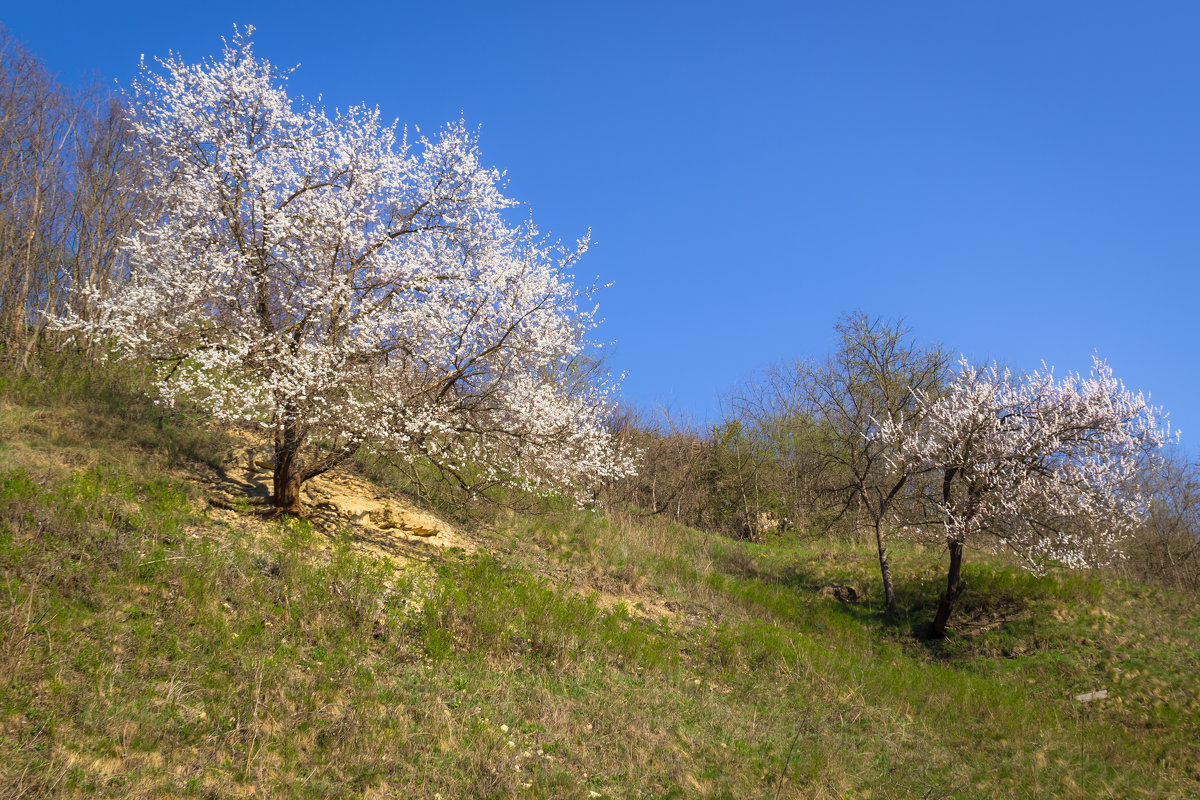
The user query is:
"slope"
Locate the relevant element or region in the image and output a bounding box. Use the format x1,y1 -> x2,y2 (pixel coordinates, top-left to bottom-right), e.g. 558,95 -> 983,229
0,364 -> 1197,799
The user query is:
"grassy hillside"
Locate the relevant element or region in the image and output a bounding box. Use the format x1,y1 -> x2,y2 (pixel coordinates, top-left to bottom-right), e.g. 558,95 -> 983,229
1,367 -> 1198,799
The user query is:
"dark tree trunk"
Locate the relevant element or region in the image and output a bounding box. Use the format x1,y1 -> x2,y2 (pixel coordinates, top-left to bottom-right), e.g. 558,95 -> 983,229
271,422 -> 305,514
267,419 -> 361,514
930,538 -> 965,638
273,465 -> 303,514
874,518 -> 897,616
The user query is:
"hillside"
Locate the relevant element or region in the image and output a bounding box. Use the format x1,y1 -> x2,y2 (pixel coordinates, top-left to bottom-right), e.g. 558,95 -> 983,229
1,368 -> 1198,799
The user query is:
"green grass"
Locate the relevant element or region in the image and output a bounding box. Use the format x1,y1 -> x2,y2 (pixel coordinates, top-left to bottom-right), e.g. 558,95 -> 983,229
0,362 -> 1197,798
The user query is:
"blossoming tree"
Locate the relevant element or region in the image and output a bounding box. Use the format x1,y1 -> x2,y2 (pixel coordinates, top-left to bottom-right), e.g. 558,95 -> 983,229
55,29 -> 634,512
879,357 -> 1170,637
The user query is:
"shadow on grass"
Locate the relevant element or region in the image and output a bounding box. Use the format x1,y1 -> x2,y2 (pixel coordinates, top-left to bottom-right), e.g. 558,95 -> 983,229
724,549 -> 1055,653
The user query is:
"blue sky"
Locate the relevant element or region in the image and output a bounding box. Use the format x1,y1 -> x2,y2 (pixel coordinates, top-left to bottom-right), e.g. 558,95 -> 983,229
6,2 -> 1199,446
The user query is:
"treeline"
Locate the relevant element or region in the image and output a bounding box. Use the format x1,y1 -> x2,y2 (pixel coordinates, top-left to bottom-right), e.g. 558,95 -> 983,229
606,313 -> 1200,595
0,26 -> 150,367
608,313 -> 929,541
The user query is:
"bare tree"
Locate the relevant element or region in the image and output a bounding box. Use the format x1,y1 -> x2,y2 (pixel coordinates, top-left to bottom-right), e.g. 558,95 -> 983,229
53,95 -> 152,362
607,405 -> 712,527
725,368 -> 829,537
0,28 -> 150,367
0,28 -> 73,361
801,313 -> 949,615
1125,451 -> 1200,592
705,416 -> 777,541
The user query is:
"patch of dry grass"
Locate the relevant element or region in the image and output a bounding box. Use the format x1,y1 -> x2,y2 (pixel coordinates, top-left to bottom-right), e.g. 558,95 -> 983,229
0,362 -> 1197,798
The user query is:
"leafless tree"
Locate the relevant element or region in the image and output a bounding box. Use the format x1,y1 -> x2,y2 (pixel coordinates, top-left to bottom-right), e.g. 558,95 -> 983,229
607,405 -> 712,527
1124,452 -> 1200,592
53,95 -> 153,362
721,373 -> 830,539
0,27 -> 149,367
0,28 -> 72,361
800,313 -> 949,615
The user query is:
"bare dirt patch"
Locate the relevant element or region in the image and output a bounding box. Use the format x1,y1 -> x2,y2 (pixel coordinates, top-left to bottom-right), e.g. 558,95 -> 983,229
591,588 -> 685,624
192,430 -> 475,566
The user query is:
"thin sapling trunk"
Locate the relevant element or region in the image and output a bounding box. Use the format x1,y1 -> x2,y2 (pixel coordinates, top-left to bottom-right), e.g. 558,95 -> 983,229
874,517 -> 898,616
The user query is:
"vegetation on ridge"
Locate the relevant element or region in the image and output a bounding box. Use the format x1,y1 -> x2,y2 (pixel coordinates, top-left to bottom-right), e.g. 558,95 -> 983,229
0,364 -> 1197,799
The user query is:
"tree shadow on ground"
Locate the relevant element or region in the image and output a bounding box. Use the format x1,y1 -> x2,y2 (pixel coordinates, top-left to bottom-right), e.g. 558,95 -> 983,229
726,550 -> 1039,651
199,461 -> 471,566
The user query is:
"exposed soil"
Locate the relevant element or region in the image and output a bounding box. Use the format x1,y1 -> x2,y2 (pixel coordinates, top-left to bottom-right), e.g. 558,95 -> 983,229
191,429 -> 476,566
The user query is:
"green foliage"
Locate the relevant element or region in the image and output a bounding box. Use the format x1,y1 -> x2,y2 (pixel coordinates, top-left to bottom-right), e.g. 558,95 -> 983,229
416,553 -> 672,671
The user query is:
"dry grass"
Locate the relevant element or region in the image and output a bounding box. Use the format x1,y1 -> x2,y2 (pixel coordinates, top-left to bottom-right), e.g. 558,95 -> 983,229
0,362 -> 1197,798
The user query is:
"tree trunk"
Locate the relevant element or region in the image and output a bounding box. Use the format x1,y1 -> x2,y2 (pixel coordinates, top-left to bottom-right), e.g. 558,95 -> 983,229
273,464 -> 303,514
271,425 -> 304,514
874,473 -> 908,618
930,538 -> 965,638
873,518 -> 897,616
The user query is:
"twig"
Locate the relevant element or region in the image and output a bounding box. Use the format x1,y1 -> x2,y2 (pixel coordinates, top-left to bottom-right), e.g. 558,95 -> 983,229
137,556 -> 189,567
774,724 -> 804,799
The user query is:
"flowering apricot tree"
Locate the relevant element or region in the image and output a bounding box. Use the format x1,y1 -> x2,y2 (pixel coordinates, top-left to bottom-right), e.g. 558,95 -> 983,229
55,29 -> 634,512
879,357 -> 1170,637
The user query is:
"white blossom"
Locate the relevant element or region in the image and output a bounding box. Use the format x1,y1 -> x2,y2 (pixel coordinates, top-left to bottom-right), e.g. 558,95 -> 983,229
879,356 -> 1171,573
52,28 -> 635,508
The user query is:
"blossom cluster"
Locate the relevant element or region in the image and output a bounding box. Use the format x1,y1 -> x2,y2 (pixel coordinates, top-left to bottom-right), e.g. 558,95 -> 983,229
879,357 -> 1171,572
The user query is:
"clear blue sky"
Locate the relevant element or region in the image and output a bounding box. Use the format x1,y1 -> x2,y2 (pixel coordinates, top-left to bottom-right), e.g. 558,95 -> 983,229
6,2 -> 1199,447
